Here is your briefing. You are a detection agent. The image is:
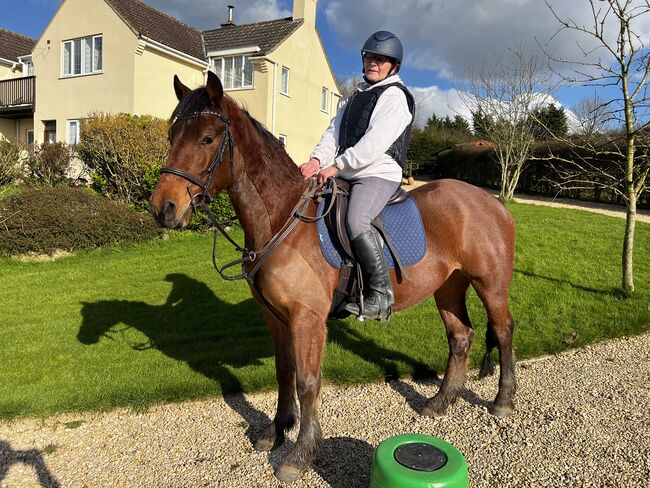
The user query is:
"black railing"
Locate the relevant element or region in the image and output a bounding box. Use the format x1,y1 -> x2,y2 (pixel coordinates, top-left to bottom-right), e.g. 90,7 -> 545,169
0,76 -> 36,113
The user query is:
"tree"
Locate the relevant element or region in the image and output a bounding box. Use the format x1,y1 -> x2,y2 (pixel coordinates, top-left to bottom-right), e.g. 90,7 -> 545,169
529,103 -> 569,140
459,47 -> 552,201
571,94 -> 613,138
543,0 -> 650,292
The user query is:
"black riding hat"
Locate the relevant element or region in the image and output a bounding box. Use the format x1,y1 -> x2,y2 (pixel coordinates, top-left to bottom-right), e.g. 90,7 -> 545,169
361,31 -> 403,64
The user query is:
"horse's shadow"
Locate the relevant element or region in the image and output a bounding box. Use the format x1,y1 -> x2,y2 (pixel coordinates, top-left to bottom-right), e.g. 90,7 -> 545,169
77,273 -> 476,485
78,273 -> 273,439
0,440 -> 60,487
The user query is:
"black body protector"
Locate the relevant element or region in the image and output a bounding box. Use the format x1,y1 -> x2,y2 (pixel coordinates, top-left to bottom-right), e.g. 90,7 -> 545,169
337,83 -> 415,167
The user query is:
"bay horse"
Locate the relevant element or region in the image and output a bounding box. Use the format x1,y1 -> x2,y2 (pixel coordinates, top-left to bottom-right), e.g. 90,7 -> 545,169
150,71 -> 516,482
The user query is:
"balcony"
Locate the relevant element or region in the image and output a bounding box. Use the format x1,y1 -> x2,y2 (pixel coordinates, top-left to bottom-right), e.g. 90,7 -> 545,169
0,76 -> 35,118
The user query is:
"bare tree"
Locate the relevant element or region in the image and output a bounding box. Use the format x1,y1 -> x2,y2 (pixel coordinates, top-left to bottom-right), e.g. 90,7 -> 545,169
335,75 -> 363,100
459,48 -> 553,201
571,93 -> 613,138
543,0 -> 650,292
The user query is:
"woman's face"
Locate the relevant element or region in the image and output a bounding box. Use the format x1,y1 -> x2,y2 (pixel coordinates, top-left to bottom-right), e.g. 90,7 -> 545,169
363,53 -> 396,83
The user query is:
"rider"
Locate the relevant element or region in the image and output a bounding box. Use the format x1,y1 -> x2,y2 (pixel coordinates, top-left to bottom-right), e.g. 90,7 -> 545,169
300,31 -> 415,321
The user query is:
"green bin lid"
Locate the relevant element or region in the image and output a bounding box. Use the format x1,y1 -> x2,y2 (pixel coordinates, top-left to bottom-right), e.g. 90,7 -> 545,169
370,433 -> 468,488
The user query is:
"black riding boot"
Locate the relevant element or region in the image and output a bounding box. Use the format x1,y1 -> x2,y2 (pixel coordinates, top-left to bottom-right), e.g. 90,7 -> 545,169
345,230 -> 394,321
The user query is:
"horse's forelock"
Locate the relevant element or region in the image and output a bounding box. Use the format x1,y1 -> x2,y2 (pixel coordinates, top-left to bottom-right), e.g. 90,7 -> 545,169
168,88 -> 212,141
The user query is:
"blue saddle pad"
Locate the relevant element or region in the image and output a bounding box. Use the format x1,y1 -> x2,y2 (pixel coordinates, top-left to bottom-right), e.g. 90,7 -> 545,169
317,195 -> 426,269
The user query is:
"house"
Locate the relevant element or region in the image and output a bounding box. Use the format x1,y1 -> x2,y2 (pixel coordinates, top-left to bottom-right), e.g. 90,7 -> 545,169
0,0 -> 340,163
0,28 -> 36,146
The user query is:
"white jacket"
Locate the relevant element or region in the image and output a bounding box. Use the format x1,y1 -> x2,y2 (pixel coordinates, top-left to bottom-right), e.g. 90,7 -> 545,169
310,75 -> 412,183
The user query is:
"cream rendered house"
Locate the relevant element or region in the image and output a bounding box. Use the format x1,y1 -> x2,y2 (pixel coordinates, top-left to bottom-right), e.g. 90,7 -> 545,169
11,0 -> 339,163
0,29 -> 36,145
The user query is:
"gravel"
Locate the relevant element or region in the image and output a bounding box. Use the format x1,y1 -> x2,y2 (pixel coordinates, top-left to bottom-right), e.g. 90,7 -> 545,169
1,332 -> 649,487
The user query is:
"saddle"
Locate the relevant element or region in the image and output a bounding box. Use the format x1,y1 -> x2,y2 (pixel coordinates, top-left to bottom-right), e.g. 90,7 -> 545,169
318,178 -> 413,319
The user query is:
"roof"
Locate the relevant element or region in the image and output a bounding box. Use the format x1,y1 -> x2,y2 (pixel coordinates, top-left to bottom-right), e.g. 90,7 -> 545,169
203,17 -> 303,56
105,0 -> 204,60
0,29 -> 36,63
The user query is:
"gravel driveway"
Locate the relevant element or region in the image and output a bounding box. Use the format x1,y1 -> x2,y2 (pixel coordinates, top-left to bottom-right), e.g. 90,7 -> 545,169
1,332 -> 648,487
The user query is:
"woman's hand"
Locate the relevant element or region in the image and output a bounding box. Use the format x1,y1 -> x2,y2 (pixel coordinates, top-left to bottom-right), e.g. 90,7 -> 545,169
300,158 -> 320,180
317,165 -> 339,184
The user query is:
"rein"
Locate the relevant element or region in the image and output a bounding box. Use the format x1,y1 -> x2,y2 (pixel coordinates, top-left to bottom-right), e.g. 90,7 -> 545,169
160,109 -> 338,288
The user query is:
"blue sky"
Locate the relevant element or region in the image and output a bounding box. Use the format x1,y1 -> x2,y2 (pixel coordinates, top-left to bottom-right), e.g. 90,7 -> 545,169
1,0 -> 644,125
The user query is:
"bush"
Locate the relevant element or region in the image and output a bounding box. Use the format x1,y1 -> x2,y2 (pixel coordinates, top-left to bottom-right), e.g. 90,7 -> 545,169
0,187 -> 162,257
26,142 -> 72,186
0,140 -> 22,186
407,126 -> 475,175
76,113 -> 169,207
188,190 -> 237,231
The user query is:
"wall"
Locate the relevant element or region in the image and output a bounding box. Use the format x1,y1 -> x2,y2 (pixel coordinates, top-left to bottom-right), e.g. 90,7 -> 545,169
133,45 -> 205,119
267,17 -> 341,163
32,0 -> 138,144
0,119 -> 34,144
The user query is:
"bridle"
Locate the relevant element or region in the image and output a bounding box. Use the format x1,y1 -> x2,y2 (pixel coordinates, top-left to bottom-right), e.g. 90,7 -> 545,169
160,109 -> 233,205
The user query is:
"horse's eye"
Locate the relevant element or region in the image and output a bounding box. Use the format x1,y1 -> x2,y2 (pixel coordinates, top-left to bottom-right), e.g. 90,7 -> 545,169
201,136 -> 214,145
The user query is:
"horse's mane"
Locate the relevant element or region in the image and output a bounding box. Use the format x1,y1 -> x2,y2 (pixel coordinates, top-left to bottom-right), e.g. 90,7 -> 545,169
169,88 -> 303,188
169,87 -> 307,231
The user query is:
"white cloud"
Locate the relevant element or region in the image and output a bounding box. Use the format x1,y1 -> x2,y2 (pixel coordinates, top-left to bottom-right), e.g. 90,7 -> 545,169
324,0 -> 650,80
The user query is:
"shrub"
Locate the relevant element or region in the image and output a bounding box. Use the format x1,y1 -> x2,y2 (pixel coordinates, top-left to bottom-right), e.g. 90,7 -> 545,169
76,113 -> 169,207
0,187 -> 162,257
188,190 -> 237,231
0,140 -> 22,186
26,142 -> 72,187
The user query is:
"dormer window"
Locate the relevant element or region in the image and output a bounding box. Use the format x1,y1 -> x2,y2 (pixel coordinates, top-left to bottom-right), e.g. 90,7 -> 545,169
63,35 -> 103,77
210,55 -> 253,90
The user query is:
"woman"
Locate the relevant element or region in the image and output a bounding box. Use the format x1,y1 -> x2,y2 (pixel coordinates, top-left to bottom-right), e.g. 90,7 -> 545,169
300,31 -> 415,321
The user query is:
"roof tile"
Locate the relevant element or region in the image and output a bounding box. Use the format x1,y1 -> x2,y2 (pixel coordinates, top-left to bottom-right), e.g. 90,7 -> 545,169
0,29 -> 36,62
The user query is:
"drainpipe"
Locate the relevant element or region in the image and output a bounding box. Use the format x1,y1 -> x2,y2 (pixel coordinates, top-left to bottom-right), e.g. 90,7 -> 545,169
16,120 -> 20,143
271,60 -> 278,134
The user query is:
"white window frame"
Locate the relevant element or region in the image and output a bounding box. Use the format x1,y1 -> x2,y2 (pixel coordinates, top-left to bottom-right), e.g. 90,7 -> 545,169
278,134 -> 287,146
62,34 -> 103,77
210,55 -> 254,90
280,66 -> 290,96
321,87 -> 329,113
67,119 -> 81,145
332,93 -> 341,115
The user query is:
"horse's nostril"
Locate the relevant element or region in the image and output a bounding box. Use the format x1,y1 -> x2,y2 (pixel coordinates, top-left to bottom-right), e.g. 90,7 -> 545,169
162,201 -> 176,220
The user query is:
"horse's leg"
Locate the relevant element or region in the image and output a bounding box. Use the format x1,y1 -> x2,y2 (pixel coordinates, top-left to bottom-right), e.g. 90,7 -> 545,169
422,271 -> 473,418
275,304 -> 326,482
473,284 -> 516,418
253,311 -> 298,452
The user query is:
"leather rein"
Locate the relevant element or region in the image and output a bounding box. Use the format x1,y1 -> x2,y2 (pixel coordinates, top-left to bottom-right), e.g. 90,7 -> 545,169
160,109 -> 337,288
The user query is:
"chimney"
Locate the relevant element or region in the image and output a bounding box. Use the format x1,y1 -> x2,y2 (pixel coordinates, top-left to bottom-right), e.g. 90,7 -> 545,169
293,0 -> 317,27
221,5 -> 235,27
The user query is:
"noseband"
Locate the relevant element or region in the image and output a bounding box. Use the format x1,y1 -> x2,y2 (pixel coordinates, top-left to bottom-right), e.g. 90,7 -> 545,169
160,109 -> 234,205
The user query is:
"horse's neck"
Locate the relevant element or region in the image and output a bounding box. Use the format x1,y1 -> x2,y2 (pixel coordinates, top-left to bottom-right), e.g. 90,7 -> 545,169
228,144 -> 307,251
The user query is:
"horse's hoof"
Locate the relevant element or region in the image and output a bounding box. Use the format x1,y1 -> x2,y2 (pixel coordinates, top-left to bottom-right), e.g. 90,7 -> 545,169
253,426 -> 283,452
490,404 -> 514,418
421,404 -> 447,418
275,463 -> 305,482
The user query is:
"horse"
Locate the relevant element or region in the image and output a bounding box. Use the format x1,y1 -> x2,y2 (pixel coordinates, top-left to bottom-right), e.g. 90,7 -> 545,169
150,71 -> 516,482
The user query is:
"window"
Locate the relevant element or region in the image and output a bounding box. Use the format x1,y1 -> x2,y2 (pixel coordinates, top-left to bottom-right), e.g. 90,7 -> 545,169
67,120 -> 80,145
44,120 -> 56,144
278,134 -> 287,146
63,35 -> 102,77
26,130 -> 34,146
321,87 -> 329,112
21,58 -> 34,76
281,66 -> 289,95
332,94 -> 341,115
210,55 -> 253,89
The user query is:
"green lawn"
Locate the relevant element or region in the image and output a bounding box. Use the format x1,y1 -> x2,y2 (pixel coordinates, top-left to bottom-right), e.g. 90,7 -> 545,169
1,203 -> 649,419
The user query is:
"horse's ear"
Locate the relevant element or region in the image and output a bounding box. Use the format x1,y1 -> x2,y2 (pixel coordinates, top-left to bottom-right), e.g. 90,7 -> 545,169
174,75 -> 191,101
205,70 -> 224,107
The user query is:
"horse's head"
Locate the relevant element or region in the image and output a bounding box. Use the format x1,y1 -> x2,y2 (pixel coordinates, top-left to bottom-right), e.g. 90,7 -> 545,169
150,71 -> 237,228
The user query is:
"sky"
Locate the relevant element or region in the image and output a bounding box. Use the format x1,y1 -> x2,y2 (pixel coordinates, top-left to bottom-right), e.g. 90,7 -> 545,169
2,0 -> 648,126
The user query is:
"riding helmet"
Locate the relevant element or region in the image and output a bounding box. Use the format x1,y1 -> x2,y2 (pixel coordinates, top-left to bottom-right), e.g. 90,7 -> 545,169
361,31 -> 403,64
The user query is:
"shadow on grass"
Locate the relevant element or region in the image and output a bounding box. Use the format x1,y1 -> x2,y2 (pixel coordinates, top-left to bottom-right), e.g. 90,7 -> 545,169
76,273 -> 451,484
0,440 -> 60,487
514,268 -> 628,298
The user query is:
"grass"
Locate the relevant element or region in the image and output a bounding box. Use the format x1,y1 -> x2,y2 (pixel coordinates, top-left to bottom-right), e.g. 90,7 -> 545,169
0,203 -> 649,420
